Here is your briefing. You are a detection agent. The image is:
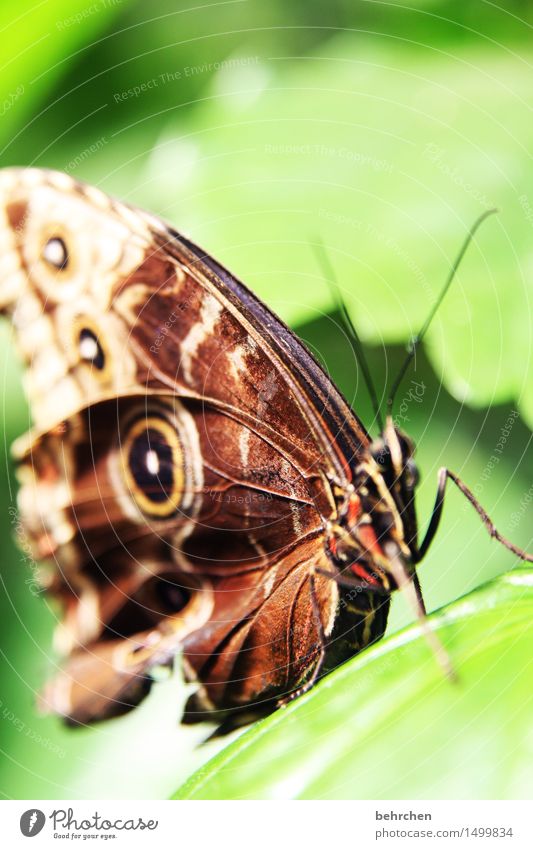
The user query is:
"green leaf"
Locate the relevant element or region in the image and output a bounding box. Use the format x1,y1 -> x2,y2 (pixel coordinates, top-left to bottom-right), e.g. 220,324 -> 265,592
131,35 -> 533,425
0,0 -> 132,151
174,567 -> 533,800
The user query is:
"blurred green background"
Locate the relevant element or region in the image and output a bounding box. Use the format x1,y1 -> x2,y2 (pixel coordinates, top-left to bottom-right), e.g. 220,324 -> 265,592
0,0 -> 532,799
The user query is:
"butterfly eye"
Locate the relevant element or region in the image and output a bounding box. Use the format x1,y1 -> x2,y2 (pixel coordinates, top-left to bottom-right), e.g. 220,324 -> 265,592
78,327 -> 105,370
404,457 -> 420,490
123,417 -> 184,518
371,442 -> 391,469
42,236 -> 69,270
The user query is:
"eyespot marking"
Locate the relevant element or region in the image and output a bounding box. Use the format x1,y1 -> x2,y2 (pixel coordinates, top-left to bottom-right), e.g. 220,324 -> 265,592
78,327 -> 105,370
42,236 -> 68,270
123,416 -> 184,518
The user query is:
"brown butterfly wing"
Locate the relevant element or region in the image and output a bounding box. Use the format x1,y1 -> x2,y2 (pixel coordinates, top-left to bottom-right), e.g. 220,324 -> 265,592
19,393 -> 343,724
0,168 -> 377,724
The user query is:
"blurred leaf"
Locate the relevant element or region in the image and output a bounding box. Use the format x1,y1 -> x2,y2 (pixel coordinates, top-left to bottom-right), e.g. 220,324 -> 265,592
175,567 -> 533,800
0,0 -> 133,151
128,35 -> 533,424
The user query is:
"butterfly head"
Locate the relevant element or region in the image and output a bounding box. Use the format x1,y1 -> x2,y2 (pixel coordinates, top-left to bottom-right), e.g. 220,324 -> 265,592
369,414 -> 420,558
371,416 -> 419,504
325,414 -> 422,596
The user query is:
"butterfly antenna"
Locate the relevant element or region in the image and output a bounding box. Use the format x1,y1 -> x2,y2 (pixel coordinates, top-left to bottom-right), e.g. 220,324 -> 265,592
313,239 -> 384,432
386,208 -> 498,414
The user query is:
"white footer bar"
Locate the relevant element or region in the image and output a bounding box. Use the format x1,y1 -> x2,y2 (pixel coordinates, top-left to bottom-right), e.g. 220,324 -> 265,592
2,799 -> 531,848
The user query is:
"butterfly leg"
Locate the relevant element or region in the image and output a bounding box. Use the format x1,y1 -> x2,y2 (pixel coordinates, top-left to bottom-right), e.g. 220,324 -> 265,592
418,467 -> 533,563
316,566 -> 389,595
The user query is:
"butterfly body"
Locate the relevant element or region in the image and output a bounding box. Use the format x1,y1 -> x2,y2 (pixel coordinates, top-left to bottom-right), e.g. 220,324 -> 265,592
0,168 -> 434,726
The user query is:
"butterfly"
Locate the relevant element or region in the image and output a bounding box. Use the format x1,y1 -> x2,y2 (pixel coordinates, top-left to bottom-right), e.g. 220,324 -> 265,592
0,167 -> 530,728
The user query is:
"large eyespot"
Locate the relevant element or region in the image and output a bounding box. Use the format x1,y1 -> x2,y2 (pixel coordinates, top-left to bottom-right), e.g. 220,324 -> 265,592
42,236 -> 69,270
115,400 -> 203,521
154,576 -> 191,613
123,416 -> 185,518
104,574 -> 193,639
102,571 -> 214,669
